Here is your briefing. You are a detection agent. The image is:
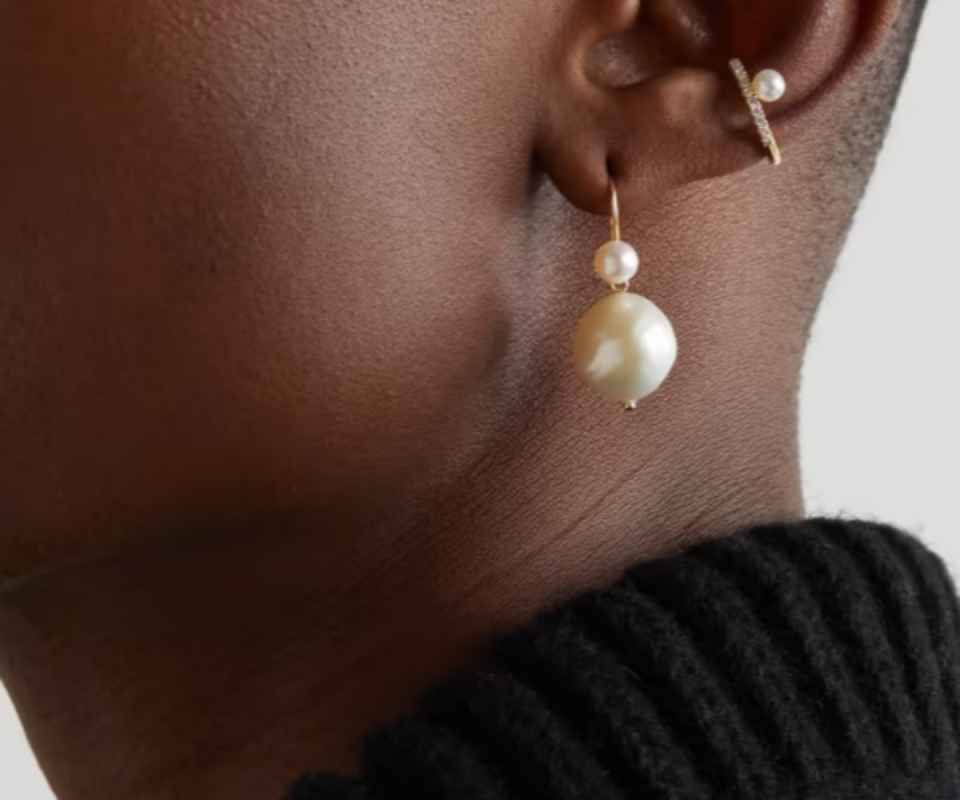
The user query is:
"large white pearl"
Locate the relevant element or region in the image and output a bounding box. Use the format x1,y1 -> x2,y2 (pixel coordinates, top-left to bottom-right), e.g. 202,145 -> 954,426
753,69 -> 786,103
594,241 -> 639,286
573,292 -> 677,405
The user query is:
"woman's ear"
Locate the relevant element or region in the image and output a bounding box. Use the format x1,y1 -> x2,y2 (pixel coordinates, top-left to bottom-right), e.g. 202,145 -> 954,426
537,0 -> 904,215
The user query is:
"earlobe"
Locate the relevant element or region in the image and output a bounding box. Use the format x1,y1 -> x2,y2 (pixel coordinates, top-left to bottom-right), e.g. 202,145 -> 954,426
536,0 -> 899,216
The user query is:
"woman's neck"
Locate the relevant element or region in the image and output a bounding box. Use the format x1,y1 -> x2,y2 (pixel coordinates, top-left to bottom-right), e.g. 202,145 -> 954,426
0,377 -> 803,800
0,190 -> 816,799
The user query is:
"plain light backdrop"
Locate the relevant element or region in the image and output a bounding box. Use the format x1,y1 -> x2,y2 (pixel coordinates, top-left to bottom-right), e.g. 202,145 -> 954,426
2,2 -> 958,796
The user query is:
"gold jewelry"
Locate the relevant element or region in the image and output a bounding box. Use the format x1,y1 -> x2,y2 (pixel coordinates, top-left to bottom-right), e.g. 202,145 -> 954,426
729,59 -> 786,166
573,182 -> 678,411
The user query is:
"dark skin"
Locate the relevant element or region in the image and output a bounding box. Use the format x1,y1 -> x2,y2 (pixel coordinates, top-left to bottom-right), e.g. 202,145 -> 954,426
0,0 -> 904,798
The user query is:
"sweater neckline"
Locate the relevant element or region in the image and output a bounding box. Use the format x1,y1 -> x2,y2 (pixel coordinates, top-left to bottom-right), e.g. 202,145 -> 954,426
287,518 -> 960,799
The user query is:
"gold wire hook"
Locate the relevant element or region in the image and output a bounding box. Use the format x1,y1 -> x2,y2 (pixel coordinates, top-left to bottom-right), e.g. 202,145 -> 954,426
609,180 -> 621,242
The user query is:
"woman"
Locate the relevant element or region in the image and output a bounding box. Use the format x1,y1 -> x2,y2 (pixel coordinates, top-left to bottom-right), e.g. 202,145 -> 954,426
0,0 -> 952,798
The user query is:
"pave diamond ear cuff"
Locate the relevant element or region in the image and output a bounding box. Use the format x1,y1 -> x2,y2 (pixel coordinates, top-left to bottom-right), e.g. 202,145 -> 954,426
729,59 -> 786,166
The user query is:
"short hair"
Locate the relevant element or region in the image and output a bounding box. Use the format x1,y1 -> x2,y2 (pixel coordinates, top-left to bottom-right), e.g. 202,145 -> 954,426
842,0 -> 929,189
802,0 -> 929,311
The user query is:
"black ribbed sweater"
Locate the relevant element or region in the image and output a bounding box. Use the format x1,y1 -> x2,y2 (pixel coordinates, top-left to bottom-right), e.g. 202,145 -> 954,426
285,519 -> 960,799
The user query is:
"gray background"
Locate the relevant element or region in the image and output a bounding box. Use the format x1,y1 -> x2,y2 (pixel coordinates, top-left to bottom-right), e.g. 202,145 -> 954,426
3,2 -> 958,794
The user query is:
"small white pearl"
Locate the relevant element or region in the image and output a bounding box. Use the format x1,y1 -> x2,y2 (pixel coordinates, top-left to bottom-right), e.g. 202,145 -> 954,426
753,69 -> 786,103
573,292 -> 677,405
594,241 -> 639,286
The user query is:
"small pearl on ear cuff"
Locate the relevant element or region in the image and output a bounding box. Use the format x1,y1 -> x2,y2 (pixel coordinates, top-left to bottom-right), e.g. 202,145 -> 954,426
753,69 -> 787,103
730,59 -> 784,165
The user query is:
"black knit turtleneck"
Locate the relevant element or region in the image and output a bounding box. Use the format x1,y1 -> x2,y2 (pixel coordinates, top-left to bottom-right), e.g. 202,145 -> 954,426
284,519 -> 960,799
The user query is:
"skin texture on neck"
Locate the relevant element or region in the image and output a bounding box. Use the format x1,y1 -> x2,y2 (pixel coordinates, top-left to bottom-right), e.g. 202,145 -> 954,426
0,172 -> 809,799
0,464 -> 803,800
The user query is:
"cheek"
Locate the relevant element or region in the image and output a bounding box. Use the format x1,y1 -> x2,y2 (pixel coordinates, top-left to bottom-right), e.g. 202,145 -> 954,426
0,0 -> 525,566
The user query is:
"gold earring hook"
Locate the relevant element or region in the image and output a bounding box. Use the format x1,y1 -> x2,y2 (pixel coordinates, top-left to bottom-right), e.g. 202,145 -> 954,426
609,181 -> 621,242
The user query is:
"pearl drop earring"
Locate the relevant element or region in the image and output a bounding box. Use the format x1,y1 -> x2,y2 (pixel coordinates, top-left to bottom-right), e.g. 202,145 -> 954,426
573,182 -> 677,411
729,59 -> 786,165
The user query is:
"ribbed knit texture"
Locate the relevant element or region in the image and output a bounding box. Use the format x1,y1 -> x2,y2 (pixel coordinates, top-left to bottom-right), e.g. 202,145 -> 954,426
285,519 -> 960,799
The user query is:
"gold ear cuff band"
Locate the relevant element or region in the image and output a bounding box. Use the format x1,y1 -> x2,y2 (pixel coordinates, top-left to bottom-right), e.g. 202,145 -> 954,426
730,58 -> 785,166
